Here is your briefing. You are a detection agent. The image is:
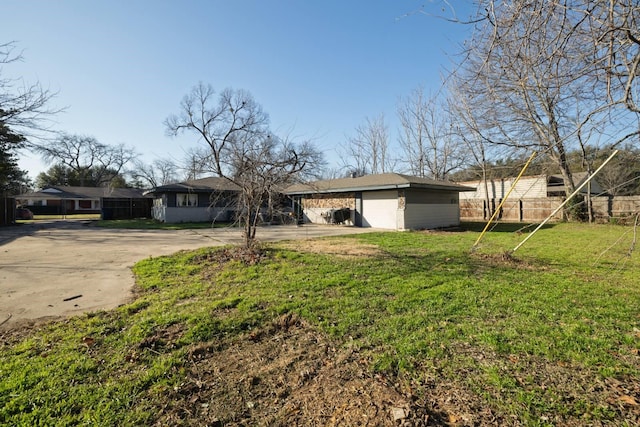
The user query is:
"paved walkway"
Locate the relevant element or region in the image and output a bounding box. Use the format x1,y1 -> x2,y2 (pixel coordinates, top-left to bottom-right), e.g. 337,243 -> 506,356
0,220 -> 375,327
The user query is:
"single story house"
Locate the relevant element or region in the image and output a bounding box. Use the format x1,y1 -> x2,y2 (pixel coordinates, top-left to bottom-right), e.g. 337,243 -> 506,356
284,173 -> 475,230
457,172 -> 606,202
17,186 -> 151,219
456,172 -> 608,221
144,176 -> 240,223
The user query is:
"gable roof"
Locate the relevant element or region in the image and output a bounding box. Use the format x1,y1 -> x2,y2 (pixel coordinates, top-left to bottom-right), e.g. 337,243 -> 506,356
144,176 -> 241,195
285,173 -> 475,195
19,186 -> 148,200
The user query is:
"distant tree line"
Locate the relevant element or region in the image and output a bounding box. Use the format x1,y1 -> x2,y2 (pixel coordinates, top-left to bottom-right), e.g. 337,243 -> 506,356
338,1 -> 639,204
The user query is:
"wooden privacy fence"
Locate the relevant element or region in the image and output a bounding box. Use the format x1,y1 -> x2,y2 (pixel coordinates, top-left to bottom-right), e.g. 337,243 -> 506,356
461,196 -> 640,222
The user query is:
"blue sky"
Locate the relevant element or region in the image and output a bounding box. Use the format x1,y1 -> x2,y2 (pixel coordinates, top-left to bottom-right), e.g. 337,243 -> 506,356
3,0 -> 474,181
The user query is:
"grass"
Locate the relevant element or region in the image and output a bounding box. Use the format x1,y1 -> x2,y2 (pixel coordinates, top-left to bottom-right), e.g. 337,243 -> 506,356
1,222 -> 639,425
15,213 -> 102,223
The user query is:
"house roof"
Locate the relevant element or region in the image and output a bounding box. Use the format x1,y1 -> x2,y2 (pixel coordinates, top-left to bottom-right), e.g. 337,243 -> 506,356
547,172 -> 606,195
19,186 -> 148,200
144,176 -> 241,195
285,173 -> 476,195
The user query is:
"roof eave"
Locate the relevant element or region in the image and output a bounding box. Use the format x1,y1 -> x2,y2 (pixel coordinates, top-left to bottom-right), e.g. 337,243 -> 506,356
286,182 -> 475,195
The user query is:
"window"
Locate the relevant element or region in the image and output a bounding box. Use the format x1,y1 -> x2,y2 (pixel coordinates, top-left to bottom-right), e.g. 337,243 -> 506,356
78,200 -> 92,209
177,193 -> 198,207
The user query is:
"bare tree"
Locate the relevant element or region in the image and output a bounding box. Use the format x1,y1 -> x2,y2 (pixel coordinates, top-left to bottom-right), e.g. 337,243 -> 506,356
165,83 -> 323,247
1,41 -> 60,194
35,133 -> 136,187
343,113 -> 391,175
454,0 -> 639,204
129,158 -> 179,188
586,145 -> 640,196
447,84 -> 497,215
398,86 -> 468,179
582,1 -> 640,114
0,42 -> 60,141
180,146 -> 217,181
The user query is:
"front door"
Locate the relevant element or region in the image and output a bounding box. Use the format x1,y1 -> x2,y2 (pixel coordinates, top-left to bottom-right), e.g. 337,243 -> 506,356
354,192 -> 363,227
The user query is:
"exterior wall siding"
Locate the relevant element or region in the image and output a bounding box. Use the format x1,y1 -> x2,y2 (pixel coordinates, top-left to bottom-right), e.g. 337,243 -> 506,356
403,203 -> 461,229
151,204 -> 166,222
406,189 -> 460,204
459,176 -> 547,200
403,189 -> 461,229
162,207 -> 232,223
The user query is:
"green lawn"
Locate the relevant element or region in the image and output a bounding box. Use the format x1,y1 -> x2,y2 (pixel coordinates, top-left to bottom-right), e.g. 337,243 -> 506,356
17,213 -> 103,222
1,222 -> 638,425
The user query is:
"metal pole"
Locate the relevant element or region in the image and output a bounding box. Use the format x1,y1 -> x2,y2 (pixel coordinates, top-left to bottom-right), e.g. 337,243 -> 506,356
512,150 -> 619,253
473,152 -> 537,249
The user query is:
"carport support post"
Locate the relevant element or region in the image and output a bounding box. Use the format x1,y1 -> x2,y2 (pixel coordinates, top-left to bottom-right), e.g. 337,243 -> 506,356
512,150 -> 619,253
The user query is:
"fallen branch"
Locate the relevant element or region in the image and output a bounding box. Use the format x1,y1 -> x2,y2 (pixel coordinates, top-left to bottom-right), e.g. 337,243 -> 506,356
63,294 -> 83,302
0,313 -> 12,327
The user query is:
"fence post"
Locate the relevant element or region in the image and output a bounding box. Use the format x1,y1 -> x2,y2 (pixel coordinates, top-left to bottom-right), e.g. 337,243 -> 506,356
519,200 -> 523,222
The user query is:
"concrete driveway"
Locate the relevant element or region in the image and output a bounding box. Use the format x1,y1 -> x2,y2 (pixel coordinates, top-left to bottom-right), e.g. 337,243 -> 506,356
0,220 -> 375,327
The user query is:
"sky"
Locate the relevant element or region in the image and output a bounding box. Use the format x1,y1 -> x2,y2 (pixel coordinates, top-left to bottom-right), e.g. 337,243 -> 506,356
2,0 -> 475,182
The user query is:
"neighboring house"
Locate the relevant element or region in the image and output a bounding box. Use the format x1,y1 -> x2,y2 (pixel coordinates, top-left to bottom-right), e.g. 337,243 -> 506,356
458,172 -> 606,202
285,173 -> 475,230
17,186 -> 151,218
144,176 -> 240,223
456,173 -> 608,221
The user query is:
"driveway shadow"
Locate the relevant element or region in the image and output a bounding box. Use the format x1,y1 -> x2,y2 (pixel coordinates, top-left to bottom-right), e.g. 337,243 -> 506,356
0,220 -> 93,246
0,223 -> 40,246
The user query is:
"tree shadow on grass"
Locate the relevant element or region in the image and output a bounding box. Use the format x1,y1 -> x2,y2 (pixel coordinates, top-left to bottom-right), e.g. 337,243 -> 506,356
460,221 -> 557,233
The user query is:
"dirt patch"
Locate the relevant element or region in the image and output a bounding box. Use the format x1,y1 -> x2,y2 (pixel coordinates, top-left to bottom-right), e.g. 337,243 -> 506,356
410,342 -> 640,426
153,314 -> 436,426
0,315 -> 63,343
471,251 -> 545,271
279,238 -> 382,259
191,246 -> 269,267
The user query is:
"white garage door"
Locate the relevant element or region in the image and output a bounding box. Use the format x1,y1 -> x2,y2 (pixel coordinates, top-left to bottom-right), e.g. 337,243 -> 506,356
361,190 -> 399,229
